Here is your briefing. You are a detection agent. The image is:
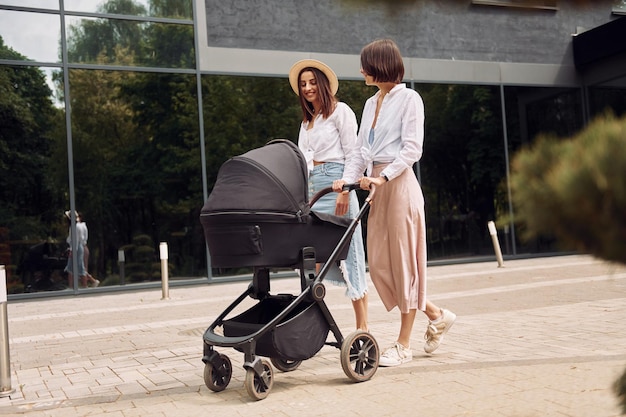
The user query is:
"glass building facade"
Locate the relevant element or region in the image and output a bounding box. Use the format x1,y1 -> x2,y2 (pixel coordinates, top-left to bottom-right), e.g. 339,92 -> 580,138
1,0 -> 625,298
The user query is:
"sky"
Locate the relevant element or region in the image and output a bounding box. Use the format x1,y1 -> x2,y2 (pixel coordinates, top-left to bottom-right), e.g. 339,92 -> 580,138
0,1 -> 152,105
0,0 -> 153,62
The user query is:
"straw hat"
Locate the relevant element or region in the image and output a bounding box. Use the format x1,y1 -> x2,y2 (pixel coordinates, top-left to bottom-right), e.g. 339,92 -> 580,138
289,59 -> 338,96
64,210 -> 79,220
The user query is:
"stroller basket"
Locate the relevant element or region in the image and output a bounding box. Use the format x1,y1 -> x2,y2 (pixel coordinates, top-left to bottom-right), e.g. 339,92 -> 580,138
223,295 -> 329,361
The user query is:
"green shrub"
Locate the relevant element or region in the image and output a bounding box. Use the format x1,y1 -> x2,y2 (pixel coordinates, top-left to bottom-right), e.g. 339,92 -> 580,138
614,367 -> 626,414
510,112 -> 626,264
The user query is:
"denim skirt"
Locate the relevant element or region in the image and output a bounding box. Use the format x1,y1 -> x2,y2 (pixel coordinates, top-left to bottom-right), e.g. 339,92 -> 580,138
308,162 -> 368,300
64,243 -> 87,277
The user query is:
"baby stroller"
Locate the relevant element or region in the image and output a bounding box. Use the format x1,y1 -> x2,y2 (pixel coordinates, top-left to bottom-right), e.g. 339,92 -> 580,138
200,139 -> 379,400
19,241 -> 68,292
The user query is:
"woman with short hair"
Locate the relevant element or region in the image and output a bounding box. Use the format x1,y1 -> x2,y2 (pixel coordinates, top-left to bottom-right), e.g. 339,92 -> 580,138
334,39 -> 456,367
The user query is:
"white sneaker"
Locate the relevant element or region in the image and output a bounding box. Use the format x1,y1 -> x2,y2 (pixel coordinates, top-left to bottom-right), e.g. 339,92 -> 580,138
424,309 -> 456,354
379,342 -> 412,367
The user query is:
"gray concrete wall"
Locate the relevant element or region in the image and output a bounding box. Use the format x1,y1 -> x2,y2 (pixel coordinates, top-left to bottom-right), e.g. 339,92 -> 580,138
203,0 -> 617,65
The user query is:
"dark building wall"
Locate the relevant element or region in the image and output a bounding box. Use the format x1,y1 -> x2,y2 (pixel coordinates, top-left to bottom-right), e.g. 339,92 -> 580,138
205,0 -> 618,65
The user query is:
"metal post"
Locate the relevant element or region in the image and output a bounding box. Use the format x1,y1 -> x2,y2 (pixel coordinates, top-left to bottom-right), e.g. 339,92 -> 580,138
488,221 -> 505,268
159,242 -> 169,300
0,265 -> 15,397
118,249 -> 125,285
504,224 -> 511,255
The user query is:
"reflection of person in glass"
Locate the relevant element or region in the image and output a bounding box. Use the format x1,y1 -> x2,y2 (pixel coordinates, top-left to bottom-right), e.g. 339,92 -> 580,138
80,212 -> 100,288
64,211 -> 99,288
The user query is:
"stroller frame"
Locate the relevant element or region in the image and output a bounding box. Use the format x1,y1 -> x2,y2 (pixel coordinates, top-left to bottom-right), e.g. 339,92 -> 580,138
202,185 -> 380,400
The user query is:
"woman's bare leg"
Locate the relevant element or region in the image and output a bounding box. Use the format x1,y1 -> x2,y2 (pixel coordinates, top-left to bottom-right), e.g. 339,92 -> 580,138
397,309 -> 417,348
352,293 -> 369,331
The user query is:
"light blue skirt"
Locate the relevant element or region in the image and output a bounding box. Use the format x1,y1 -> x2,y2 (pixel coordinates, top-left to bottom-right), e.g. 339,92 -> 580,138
308,162 -> 368,300
64,243 -> 87,277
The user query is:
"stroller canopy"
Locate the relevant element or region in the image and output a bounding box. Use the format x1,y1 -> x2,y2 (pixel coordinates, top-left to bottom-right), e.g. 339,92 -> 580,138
203,139 -> 309,218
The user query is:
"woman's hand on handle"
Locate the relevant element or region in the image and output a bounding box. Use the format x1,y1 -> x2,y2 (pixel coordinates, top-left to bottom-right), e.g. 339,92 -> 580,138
332,179 -> 346,193
359,175 -> 386,190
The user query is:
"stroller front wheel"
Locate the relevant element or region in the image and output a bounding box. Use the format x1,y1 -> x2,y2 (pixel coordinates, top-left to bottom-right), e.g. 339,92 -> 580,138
245,358 -> 274,400
203,353 -> 232,392
340,330 -> 379,382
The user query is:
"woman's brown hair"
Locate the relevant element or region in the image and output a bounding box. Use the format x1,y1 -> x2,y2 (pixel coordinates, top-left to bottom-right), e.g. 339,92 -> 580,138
360,39 -> 405,84
297,67 -> 336,122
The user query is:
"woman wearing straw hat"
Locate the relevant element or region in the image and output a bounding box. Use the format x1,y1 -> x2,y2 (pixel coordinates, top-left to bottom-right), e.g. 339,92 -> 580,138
289,59 -> 369,331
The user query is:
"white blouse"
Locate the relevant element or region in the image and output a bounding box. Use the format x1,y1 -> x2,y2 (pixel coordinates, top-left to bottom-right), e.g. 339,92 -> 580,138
342,83 -> 425,183
66,221 -> 89,246
297,102 -> 359,172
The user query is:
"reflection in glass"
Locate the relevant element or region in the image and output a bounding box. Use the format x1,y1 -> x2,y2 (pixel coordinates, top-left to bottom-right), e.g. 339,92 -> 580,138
40,67 -> 64,108
416,84 -> 507,259
524,88 -> 583,141
0,0 -> 57,9
504,85 -> 585,254
0,63 -> 67,293
0,10 -> 61,63
65,16 -> 194,68
67,69 -> 203,285
64,0 -> 193,19
589,86 -> 626,119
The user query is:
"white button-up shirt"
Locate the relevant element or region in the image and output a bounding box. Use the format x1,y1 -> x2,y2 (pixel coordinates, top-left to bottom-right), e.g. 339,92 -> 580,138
342,83 -> 424,183
297,102 -> 359,172
66,221 -> 89,246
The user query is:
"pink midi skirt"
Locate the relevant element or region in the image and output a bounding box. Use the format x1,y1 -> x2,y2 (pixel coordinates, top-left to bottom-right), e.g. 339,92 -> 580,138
367,164 -> 427,313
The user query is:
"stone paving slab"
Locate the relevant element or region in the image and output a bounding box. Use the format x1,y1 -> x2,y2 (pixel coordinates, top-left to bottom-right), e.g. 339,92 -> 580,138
1,254 -> 626,416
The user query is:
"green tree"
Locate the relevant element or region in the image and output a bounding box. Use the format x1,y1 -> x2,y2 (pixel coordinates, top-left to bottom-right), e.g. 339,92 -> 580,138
60,0 -> 198,278
67,0 -> 147,65
149,0 -> 193,19
0,36 -> 65,238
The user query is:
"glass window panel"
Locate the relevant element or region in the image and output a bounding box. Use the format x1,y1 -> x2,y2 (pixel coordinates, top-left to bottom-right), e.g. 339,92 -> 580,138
0,64 -> 67,294
0,0 -> 57,9
503,86 -> 584,255
64,0 -> 192,20
416,84 -> 507,260
0,10 -> 61,63
65,16 -> 194,68
588,85 -> 626,119
68,69 -> 203,285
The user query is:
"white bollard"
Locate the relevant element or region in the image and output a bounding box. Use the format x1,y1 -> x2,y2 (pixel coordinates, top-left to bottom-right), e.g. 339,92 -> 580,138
159,242 -> 169,300
0,265 -> 15,397
118,249 -> 126,285
488,221 -> 505,268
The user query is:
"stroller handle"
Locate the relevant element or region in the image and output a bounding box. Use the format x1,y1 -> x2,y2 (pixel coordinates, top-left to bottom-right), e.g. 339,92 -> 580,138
309,183 -> 376,207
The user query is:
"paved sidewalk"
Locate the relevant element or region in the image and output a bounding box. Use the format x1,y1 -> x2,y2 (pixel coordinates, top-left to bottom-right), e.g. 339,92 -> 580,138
1,254 -> 626,416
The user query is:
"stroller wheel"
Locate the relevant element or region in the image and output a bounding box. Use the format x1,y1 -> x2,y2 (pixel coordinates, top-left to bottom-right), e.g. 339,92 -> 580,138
270,357 -> 302,372
203,353 -> 232,392
340,330 -> 379,382
244,358 -> 274,400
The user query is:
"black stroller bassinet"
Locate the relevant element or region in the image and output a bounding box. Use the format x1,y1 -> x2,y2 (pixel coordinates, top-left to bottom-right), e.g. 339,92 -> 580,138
200,140 -> 379,400
200,138 -> 350,268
